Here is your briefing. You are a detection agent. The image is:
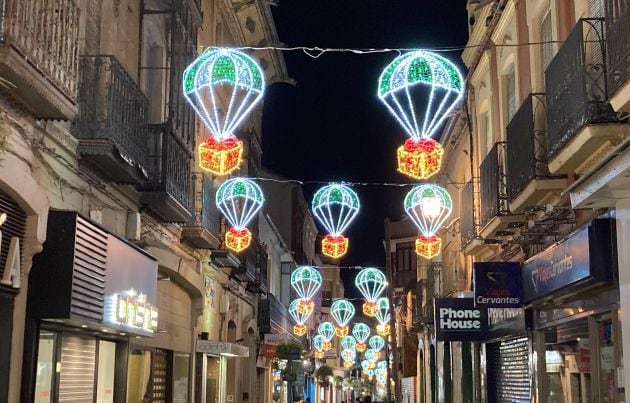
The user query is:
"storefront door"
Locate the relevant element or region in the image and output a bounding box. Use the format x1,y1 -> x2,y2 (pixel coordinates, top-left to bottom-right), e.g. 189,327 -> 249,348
595,311 -> 624,403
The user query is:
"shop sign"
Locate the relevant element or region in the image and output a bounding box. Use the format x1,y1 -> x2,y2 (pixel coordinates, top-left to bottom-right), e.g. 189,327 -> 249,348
486,308 -> 526,340
264,333 -> 292,345
434,298 -> 488,341
105,289 -> 158,333
262,344 -> 277,358
103,234 -> 158,336
473,262 -> 522,308
0,212 -> 21,289
522,220 -> 614,303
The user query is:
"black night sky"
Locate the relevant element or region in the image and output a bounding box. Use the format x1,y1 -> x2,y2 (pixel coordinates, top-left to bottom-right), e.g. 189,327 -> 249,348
261,1 -> 469,294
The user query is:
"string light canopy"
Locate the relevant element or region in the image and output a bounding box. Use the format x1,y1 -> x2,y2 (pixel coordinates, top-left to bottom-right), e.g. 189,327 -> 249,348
330,299 -> 356,337
352,323 -> 371,352
341,336 -> 357,351
404,184 -> 453,258
216,178 -> 264,252
290,266 -> 322,314
317,322 -> 336,351
369,335 -> 385,352
355,268 -> 387,316
378,51 -> 464,180
375,298 -> 391,337
184,48 -> 265,175
288,299 -> 313,337
312,183 -> 361,258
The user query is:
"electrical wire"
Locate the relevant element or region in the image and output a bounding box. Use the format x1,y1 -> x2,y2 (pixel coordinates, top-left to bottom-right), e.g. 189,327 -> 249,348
248,176 -> 469,188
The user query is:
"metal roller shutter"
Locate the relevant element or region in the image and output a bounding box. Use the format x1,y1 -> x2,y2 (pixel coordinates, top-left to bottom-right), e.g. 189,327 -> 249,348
487,337 -> 530,403
58,335 -> 96,403
401,376 -> 416,403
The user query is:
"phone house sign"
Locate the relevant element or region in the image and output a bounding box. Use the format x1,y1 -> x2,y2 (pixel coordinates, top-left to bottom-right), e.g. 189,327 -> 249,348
435,298 -> 488,341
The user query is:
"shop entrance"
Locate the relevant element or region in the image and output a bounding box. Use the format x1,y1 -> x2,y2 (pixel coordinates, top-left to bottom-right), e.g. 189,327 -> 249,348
539,308 -> 624,403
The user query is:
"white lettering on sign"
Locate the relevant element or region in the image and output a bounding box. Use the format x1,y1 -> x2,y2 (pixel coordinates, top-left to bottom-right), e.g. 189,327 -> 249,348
106,289 -> 158,333
438,307 -> 481,330
0,213 -> 21,288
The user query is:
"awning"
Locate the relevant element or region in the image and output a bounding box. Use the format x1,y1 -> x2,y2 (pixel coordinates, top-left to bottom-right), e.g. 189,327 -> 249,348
196,340 -> 249,358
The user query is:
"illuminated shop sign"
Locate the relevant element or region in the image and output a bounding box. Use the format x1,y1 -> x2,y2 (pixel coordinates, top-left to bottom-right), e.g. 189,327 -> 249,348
522,219 -> 615,303
105,289 -> 158,334
473,262 -> 522,308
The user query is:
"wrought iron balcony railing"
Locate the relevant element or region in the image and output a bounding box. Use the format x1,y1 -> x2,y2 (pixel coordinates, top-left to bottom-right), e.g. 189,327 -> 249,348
506,94 -> 551,201
73,55 -> 149,184
460,180 -> 476,245
605,0 -> 630,95
480,143 -> 507,228
182,175 -> 222,249
545,18 -> 617,159
141,125 -> 193,223
0,0 -> 80,118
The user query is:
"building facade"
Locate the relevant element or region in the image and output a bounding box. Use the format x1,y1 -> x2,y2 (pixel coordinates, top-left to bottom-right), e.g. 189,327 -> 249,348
0,0 -> 291,402
398,0 -> 630,402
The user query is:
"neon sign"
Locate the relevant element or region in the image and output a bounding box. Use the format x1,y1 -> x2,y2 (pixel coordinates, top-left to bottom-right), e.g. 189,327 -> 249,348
106,289 -> 158,334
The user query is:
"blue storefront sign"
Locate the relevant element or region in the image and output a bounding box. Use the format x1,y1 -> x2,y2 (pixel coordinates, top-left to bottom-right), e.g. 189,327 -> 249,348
474,262 -> 522,308
522,219 -> 615,303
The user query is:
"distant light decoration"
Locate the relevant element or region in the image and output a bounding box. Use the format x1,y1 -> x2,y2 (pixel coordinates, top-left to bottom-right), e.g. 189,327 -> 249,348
361,360 -> 370,371
365,349 -> 380,362
289,299 -> 313,336
375,298 -> 391,336
355,268 -> 387,316
318,322 -> 336,351
183,48 -> 265,175
367,369 -> 375,377
343,361 -> 354,369
352,323 -> 371,352
377,361 -> 388,370
313,335 -> 325,351
404,184 -> 453,258
314,350 -> 325,359
330,299 -> 356,337
341,349 -> 356,362
378,51 -> 464,180
311,184 -> 360,258
216,178 -> 264,252
290,266 -> 322,314
341,336 -> 357,351
369,335 -> 385,352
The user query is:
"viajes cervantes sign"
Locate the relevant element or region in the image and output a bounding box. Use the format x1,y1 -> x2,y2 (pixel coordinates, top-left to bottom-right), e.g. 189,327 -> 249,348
474,262 -> 522,308
434,298 -> 488,341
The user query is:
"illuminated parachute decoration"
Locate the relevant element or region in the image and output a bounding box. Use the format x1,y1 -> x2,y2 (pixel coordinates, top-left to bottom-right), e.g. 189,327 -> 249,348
216,178 -> 264,252
375,298 -> 391,337
330,299 -> 356,337
369,335 -> 385,352
378,51 -> 464,180
184,48 -> 265,175
288,299 -> 313,336
341,349 -> 356,362
352,323 -> 371,352
355,268 -> 387,316
361,360 -> 370,372
290,266 -> 322,314
318,322 -> 336,351
312,184 -> 360,258
341,336 -> 357,351
404,184 -> 453,258
377,361 -> 387,371
312,335 -> 325,359
365,349 -> 380,362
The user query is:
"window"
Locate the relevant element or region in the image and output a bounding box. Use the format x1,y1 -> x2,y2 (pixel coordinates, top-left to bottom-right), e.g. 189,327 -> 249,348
478,110 -> 493,157
280,262 -> 293,306
540,10 -> 553,78
395,242 -> 417,273
506,69 -> 517,121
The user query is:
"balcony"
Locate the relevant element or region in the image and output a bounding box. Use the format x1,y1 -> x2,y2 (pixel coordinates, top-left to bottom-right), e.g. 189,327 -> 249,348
258,293 -> 292,336
506,94 -> 567,213
181,175 -> 222,249
479,143 -> 522,240
545,18 -> 624,175
605,0 -> 630,108
230,241 -> 268,290
140,125 -> 193,223
73,56 -> 149,184
0,0 -> 79,119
